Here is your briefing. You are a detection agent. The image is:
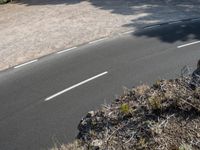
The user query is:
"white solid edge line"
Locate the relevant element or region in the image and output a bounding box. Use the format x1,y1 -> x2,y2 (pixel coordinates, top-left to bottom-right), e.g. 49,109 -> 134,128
121,30 -> 134,35
177,41 -> 200,48
191,18 -> 200,21
89,38 -> 108,44
144,25 -> 160,29
169,21 -> 182,24
14,59 -> 38,69
45,71 -> 108,101
57,47 -> 77,54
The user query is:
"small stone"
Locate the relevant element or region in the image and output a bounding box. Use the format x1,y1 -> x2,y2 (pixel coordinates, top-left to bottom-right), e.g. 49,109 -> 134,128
86,111 -> 95,118
90,139 -> 103,149
96,117 -> 101,122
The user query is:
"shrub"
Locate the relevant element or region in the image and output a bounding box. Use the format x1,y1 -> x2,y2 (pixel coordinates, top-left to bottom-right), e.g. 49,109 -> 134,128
0,0 -> 10,4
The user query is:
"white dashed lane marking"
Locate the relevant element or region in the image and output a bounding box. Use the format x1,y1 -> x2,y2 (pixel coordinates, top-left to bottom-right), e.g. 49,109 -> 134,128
89,38 -> 108,44
14,59 -> 38,69
57,47 -> 77,54
144,25 -> 160,29
177,41 -> 200,48
45,71 -> 108,101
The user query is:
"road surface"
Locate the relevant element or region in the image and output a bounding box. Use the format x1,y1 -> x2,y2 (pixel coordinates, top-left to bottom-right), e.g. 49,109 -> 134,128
0,19 -> 200,150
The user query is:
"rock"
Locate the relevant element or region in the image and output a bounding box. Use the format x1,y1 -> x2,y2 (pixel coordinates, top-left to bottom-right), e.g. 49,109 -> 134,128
86,111 -> 95,118
90,139 -> 103,149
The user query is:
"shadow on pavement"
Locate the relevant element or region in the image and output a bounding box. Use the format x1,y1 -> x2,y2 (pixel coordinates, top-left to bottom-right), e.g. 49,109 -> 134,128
133,20 -> 200,43
14,0 -> 200,44
14,0 -> 81,5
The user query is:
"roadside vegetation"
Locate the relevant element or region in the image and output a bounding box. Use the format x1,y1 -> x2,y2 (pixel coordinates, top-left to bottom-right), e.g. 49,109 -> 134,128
52,75 -> 200,150
0,0 -> 10,4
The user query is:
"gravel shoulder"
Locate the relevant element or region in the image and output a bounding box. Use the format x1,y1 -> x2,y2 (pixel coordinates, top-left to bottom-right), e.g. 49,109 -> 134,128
0,0 -> 200,70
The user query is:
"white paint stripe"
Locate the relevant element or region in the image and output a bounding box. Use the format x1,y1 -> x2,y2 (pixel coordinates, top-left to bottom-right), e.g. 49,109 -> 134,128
14,59 -> 38,69
89,38 -> 108,44
57,47 -> 77,54
121,30 -> 134,35
144,25 -> 160,29
45,71 -> 108,101
191,18 -> 200,21
169,21 -> 182,24
177,41 -> 200,48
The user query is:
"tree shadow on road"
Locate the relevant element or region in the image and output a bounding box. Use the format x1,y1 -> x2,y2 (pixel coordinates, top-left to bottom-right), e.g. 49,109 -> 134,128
132,20 -> 200,43
91,0 -> 200,44
14,0 -> 80,5
14,0 -> 200,44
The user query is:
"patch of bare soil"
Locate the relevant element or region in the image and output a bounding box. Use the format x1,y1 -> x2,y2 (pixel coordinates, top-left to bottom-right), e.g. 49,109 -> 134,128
63,77 -> 200,150
0,0 -> 200,70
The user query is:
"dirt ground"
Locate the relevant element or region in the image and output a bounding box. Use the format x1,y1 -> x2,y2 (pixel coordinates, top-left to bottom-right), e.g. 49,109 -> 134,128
0,0 -> 200,70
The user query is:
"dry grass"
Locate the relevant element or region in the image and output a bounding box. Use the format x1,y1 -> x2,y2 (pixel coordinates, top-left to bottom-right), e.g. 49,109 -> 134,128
53,77 -> 200,150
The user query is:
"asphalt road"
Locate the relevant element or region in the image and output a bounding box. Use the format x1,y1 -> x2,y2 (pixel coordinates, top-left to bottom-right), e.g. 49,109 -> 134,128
0,19 -> 200,150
